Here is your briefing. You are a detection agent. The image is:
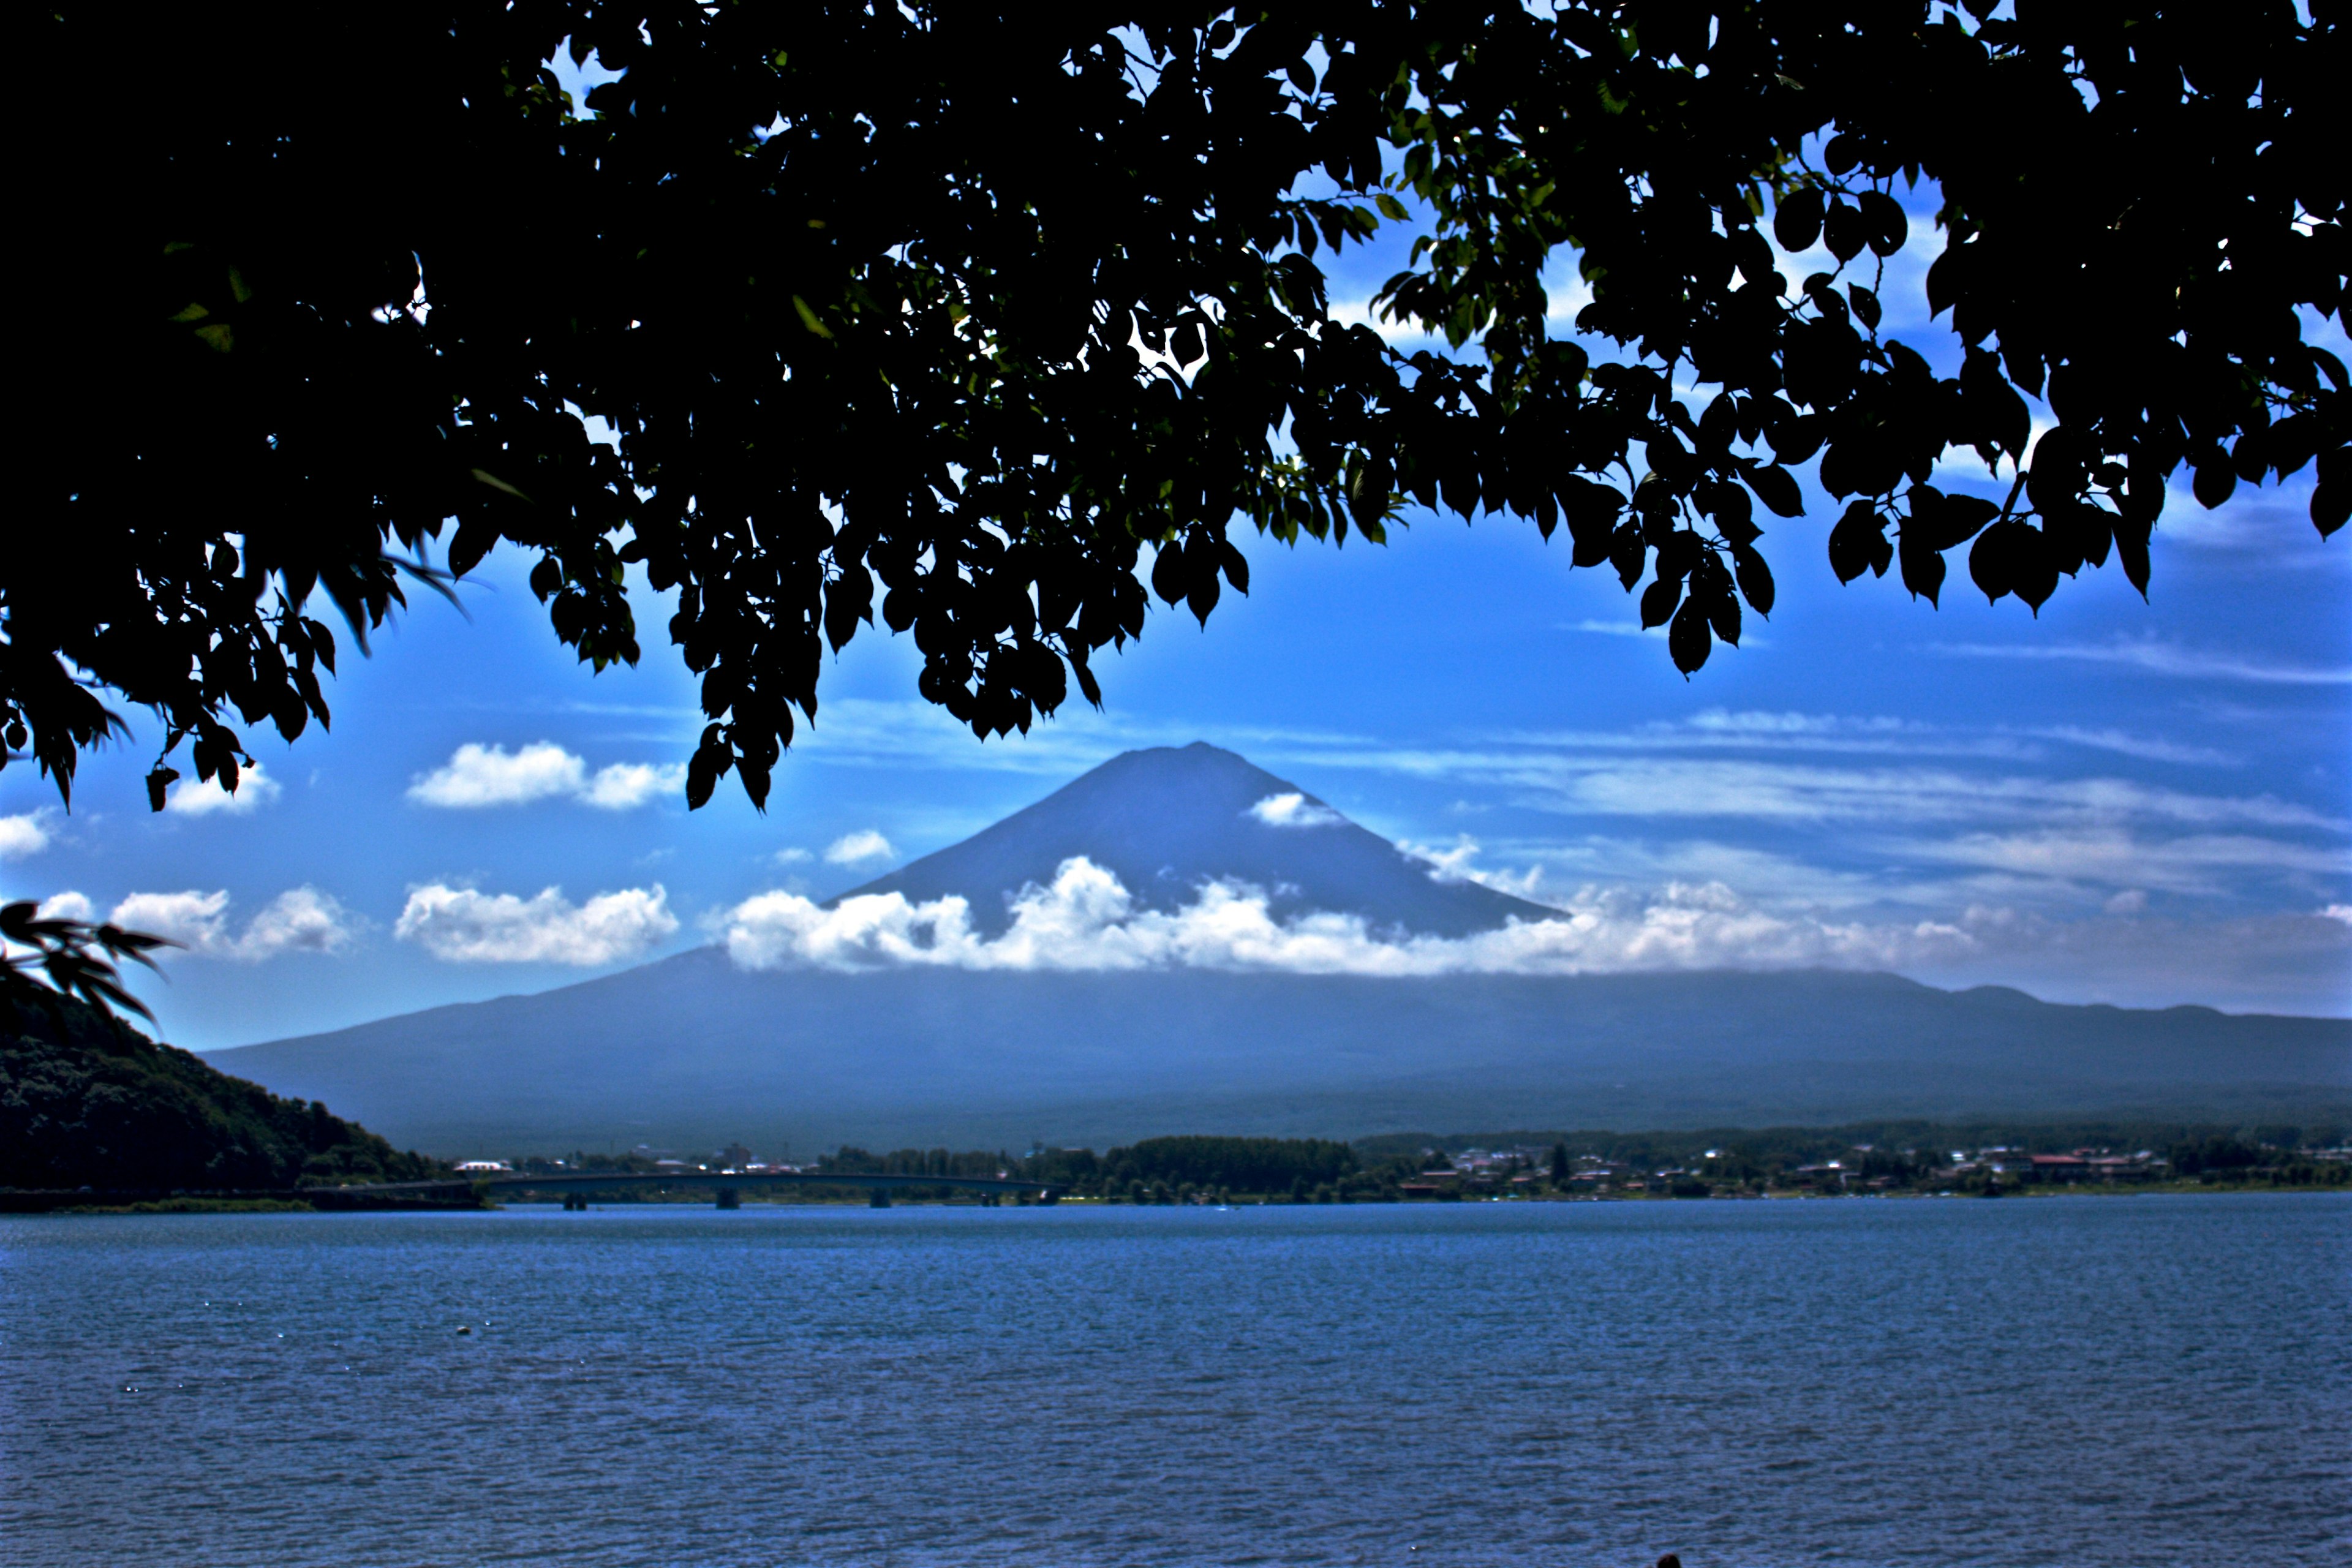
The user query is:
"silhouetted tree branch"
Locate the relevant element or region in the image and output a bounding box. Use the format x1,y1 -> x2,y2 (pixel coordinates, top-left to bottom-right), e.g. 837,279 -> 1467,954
0,903 -> 175,1022
15,2 -> 2343,812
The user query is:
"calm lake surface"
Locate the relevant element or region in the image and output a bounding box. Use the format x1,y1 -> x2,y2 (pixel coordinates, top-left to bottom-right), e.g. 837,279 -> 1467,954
2,1196 -> 2345,1567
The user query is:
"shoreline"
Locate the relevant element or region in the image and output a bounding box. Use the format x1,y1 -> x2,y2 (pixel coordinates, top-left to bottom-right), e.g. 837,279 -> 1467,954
10,1180 -> 2346,1216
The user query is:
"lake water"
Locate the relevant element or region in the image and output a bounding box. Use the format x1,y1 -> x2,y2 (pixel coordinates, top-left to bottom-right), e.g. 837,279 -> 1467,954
2,1196 -> 2345,1567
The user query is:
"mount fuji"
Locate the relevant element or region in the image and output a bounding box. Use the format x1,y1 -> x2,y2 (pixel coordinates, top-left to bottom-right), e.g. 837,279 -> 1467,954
835,741 -> 1550,938
205,744 -> 2350,1156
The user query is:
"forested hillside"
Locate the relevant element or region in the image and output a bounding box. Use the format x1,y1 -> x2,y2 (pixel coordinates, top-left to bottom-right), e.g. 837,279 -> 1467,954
1,991 -> 445,1191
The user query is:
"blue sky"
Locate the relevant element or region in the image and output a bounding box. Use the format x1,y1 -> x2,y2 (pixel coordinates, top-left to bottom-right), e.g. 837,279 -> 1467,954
5,132 -> 2348,1044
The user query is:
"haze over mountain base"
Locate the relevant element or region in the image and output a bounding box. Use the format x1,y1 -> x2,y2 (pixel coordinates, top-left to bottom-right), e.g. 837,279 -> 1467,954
208,955 -> 2348,1158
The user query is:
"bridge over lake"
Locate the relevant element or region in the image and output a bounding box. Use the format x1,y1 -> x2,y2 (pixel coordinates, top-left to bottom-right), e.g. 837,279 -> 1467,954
334,1170 -> 1058,1209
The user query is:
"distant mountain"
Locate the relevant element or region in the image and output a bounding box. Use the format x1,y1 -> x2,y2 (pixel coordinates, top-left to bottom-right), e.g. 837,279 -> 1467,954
837,741 -> 1550,936
206,744 -> 2352,1157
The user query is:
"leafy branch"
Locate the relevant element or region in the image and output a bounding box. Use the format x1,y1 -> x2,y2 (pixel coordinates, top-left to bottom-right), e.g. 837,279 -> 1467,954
0,902 -> 175,1022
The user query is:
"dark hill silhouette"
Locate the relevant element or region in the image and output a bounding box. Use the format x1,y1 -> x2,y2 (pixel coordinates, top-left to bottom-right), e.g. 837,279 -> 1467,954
203,744 -> 2351,1157
1,991 -> 445,1191
837,741 -> 1550,936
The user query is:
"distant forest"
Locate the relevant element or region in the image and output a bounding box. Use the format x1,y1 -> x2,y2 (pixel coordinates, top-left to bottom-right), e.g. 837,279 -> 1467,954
1,992 -> 448,1192
501,1122 -> 2347,1205
1354,1118 -> 2350,1170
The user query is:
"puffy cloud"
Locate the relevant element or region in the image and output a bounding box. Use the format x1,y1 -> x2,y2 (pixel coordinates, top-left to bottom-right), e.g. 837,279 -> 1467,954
0,812 -> 53,859
824,830 -> 895,868
1248,792 -> 1344,829
409,742 -> 586,807
407,744 -> 687,811
1401,835 -> 1545,898
110,889 -> 232,950
36,891 -> 95,923
719,856 -> 1978,979
395,883 -> 677,965
578,761 -> 690,810
236,888 -> 360,957
772,847 -> 813,865
165,763 -> 282,816
103,886 -> 355,959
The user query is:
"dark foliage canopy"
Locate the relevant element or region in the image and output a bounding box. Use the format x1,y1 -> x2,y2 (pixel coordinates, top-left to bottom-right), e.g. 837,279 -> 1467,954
1110,1133 -> 1360,1191
15,1 -> 2345,814
0,990 -> 445,1191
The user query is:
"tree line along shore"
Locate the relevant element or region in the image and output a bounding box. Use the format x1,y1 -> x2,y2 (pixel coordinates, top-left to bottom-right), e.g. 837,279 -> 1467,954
487,1125 -> 2349,1207
5,990 -> 2343,1212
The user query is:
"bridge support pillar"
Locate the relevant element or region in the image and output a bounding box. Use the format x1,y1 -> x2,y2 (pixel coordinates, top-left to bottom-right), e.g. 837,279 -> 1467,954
868,1188 -> 891,1209
715,1187 -> 741,1210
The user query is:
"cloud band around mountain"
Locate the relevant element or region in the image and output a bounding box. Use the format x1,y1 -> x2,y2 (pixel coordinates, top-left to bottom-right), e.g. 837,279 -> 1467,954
718,856 -> 1979,978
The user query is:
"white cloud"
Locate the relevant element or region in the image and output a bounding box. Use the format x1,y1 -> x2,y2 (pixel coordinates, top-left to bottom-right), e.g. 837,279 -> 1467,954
1531,759 -> 2340,832
824,830 -> 895,868
772,847 -> 813,864
36,891 -> 94,923
165,763 -> 282,816
1400,835 -> 1546,899
1248,792 -> 1344,829
718,856 -> 1977,979
236,888 -> 360,957
2322,904 -> 2352,926
409,742 -> 586,807
0,811 -> 52,859
2027,727 -> 2236,767
1687,709 -> 1844,736
579,761 -> 689,810
1904,828 -> 2348,897
1931,638 -> 2351,686
394,883 -> 677,965
110,889 -> 232,951
407,744 -> 688,810
102,886 -> 355,959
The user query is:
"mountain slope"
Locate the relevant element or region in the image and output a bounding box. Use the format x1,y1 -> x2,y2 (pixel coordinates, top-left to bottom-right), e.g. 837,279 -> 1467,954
837,742 -> 1551,936
207,954 -> 2351,1157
